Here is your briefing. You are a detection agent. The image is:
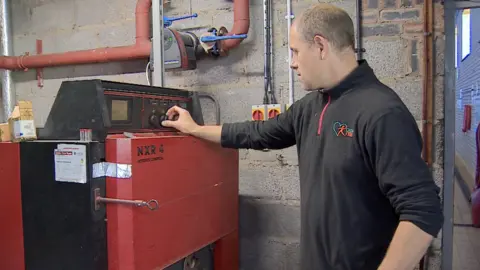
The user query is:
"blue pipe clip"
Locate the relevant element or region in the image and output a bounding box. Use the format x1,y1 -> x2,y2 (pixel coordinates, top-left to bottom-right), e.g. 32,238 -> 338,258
163,13 -> 198,27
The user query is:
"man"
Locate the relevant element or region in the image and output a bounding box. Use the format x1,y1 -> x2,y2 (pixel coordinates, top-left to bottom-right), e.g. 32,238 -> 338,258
162,3 -> 444,270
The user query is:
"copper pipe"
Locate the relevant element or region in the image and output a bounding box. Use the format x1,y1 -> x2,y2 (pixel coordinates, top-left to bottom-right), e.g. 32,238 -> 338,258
135,0 -> 152,45
419,0 -> 434,268
0,0 -> 152,70
422,0 -> 434,166
220,0 -> 250,52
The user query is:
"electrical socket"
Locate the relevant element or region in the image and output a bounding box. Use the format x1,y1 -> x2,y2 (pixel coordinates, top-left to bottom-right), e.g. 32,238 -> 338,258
251,105 -> 267,121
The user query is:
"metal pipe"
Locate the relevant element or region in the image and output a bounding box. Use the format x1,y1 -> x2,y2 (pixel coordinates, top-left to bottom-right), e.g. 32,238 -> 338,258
263,0 -> 273,104
220,0 -> 250,52
286,0 -> 294,105
267,0 -> 276,104
0,0 -> 152,70
442,1 -> 455,269
419,0 -> 434,268
355,0 -> 363,60
152,0 -> 165,87
422,0 -> 434,167
0,0 -> 15,121
197,92 -> 221,125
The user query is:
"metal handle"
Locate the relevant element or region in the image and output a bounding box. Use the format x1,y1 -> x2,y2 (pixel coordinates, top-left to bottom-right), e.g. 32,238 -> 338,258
94,188 -> 159,211
200,34 -> 248,43
164,13 -> 198,27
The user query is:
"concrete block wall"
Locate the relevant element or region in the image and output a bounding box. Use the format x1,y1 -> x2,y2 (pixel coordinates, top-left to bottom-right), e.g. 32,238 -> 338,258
7,0 -> 445,269
455,8 -> 480,186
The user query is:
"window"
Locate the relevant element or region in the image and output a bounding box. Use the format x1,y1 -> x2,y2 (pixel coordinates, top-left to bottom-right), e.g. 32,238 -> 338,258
462,9 -> 471,60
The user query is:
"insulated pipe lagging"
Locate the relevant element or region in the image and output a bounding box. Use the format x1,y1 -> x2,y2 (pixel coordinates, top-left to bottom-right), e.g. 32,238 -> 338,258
0,0 -> 15,121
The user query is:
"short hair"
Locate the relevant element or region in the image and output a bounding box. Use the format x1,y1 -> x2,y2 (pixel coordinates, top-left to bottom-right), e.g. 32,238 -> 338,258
297,3 -> 355,51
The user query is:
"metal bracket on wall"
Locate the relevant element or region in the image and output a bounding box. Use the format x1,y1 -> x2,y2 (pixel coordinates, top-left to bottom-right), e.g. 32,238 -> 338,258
36,39 -> 43,88
354,48 -> 366,53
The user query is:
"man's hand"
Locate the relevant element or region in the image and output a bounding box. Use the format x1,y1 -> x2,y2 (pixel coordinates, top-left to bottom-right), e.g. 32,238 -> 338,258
162,105 -> 223,144
161,105 -> 199,134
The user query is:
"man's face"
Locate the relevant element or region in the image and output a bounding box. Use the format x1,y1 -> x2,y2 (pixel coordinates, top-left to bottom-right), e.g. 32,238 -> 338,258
289,24 -> 329,90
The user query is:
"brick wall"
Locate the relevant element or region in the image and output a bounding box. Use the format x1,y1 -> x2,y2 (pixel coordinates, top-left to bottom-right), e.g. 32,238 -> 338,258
8,0 -> 445,269
362,0 -> 445,267
455,8 -> 480,187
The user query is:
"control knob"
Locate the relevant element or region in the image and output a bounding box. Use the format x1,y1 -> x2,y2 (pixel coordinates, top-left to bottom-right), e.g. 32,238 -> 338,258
149,113 -> 161,128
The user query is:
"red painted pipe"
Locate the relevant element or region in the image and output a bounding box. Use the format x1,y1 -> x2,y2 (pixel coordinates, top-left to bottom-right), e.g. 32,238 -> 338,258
221,0 -> 250,52
0,0 -> 153,70
0,0 -> 249,70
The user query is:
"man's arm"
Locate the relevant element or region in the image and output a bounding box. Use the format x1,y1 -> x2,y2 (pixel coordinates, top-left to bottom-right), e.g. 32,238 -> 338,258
365,108 -> 444,270
161,103 -> 298,150
377,221 -> 434,269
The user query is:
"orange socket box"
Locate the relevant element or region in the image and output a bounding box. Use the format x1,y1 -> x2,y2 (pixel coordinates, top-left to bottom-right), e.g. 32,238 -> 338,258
251,105 -> 267,121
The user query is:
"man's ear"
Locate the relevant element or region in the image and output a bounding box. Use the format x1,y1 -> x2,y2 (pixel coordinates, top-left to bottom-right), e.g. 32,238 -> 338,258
313,35 -> 328,60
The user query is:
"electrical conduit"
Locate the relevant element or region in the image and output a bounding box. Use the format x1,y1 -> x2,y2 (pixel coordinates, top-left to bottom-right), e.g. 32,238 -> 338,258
287,0 -> 294,105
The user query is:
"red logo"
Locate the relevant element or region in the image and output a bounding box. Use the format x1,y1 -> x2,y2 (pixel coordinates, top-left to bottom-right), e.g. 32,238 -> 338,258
333,122 -> 353,137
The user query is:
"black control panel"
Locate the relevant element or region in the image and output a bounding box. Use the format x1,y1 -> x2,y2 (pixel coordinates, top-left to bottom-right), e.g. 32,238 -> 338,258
37,80 -> 204,141
142,98 -> 186,129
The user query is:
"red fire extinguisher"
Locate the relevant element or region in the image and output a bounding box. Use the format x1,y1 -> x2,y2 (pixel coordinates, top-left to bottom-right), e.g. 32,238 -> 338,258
463,105 -> 472,133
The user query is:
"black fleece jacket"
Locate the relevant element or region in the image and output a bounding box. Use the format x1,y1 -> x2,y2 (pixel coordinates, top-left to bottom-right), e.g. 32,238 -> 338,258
220,60 -> 444,270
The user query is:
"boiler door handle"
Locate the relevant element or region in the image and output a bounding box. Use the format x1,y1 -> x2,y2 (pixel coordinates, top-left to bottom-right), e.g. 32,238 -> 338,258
93,188 -> 159,211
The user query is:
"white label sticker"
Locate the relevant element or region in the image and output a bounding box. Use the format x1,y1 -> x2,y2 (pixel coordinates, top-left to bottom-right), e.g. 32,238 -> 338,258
54,144 -> 87,184
13,120 -> 36,138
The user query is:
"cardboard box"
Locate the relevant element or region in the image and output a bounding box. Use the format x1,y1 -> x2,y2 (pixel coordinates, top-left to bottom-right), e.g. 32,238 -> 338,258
0,123 -> 10,142
8,100 -> 37,142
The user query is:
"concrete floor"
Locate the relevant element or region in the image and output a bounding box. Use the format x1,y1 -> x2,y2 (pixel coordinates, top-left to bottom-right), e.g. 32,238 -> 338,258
453,179 -> 480,269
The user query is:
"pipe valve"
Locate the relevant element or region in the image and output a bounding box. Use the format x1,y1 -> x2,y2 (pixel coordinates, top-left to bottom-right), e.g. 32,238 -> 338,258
163,13 -> 198,27
199,27 -> 248,57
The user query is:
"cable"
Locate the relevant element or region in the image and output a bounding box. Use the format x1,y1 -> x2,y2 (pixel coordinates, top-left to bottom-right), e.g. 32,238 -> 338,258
145,61 -> 152,86
197,92 -> 221,125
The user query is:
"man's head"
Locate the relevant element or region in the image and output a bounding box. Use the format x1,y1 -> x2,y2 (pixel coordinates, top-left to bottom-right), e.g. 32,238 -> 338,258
290,4 -> 357,90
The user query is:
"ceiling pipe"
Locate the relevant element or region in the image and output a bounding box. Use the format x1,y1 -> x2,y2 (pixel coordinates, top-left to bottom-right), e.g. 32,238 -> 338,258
0,0 -> 153,70
219,0 -> 250,53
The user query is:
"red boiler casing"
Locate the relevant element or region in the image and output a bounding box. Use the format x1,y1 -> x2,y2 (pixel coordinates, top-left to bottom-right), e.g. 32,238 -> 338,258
0,143 -> 25,270
105,134 -> 239,269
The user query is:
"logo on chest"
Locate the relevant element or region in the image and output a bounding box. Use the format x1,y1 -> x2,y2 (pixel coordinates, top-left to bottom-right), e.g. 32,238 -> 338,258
333,121 -> 354,137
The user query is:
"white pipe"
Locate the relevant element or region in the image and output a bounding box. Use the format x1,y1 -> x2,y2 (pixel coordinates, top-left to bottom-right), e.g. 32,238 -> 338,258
0,0 -> 15,121
286,0 -> 294,105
